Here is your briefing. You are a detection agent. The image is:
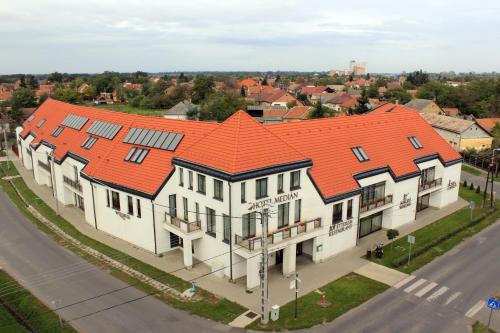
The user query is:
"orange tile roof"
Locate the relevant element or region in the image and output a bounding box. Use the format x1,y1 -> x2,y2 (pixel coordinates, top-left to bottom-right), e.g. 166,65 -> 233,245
442,108 -> 459,116
176,111 -> 309,174
301,86 -> 326,95
283,106 -> 313,119
240,78 -> 258,87
476,118 -> 500,133
20,99 -> 218,196
263,109 -> 289,117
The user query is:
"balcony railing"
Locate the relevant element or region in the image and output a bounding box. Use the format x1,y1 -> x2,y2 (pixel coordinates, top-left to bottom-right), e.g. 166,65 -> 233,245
235,217 -> 322,251
360,194 -> 393,214
38,160 -> 51,173
165,215 -> 201,233
419,178 -> 442,192
63,175 -> 82,192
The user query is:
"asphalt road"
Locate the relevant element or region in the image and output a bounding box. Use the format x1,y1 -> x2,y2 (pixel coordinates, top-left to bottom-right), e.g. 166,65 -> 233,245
310,219 -> 500,333
461,170 -> 500,197
0,191 -> 238,333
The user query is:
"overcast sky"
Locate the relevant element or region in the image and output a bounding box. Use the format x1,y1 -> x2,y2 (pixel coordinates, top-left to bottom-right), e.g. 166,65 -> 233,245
1,0 -> 499,74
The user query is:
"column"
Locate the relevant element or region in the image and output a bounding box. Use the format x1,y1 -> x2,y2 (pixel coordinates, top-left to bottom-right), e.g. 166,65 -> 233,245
312,236 -> 323,263
246,254 -> 260,290
183,238 -> 193,269
282,243 -> 296,277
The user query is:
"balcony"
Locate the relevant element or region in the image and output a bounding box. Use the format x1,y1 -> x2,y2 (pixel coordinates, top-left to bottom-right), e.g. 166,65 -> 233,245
359,194 -> 393,214
419,178 -> 442,192
163,215 -> 203,239
63,175 -> 82,192
38,160 -> 51,173
235,218 -> 322,251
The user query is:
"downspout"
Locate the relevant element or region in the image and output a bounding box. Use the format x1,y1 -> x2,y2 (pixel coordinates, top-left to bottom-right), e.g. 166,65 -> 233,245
229,182 -> 233,282
90,180 -> 98,230
152,201 -> 158,255
356,194 -> 361,246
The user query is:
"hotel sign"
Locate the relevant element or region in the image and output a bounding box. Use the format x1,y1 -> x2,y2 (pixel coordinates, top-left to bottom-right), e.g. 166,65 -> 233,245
248,192 -> 299,211
329,219 -> 353,236
399,193 -> 412,209
447,180 -> 457,190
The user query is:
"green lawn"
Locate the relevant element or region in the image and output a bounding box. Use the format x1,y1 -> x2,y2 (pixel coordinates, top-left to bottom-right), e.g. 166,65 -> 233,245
0,162 -> 246,324
0,161 -> 18,177
463,164 -> 483,176
368,187 -> 499,273
0,270 -> 76,333
93,104 -> 166,117
473,321 -> 496,333
0,305 -> 27,333
248,273 -> 389,331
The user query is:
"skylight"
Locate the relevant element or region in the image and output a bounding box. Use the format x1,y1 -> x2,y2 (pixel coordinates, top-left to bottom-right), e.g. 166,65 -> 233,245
36,119 -> 46,128
124,147 -> 150,164
51,126 -> 64,137
27,114 -> 35,122
409,136 -> 423,149
352,147 -> 369,162
81,136 -> 98,150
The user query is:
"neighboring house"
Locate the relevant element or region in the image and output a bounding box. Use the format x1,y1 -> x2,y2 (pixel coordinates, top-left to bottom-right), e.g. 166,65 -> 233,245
94,92 -> 114,105
326,84 -> 345,92
240,78 -> 258,87
123,82 -> 142,91
405,99 -> 445,115
386,81 -> 401,90
421,113 -> 493,151
36,84 -> 55,97
322,93 -> 358,113
271,93 -> 300,107
282,106 -> 313,122
476,118 -> 500,134
164,100 -> 198,120
442,108 -> 460,117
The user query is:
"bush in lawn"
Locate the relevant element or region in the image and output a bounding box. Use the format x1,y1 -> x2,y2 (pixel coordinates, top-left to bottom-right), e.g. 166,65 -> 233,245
476,185 -> 481,194
386,229 -> 399,249
463,180 -> 468,188
469,182 -> 474,190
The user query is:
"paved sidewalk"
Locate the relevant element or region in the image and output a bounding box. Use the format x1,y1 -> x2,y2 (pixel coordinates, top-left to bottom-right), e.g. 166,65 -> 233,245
9,151 -> 469,312
354,262 -> 408,286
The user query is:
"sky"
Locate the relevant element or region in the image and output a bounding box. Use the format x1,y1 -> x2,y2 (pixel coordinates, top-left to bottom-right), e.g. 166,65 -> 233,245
1,0 -> 500,74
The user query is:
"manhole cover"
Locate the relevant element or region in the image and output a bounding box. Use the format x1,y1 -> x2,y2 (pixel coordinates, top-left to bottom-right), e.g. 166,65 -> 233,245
246,311 -> 258,319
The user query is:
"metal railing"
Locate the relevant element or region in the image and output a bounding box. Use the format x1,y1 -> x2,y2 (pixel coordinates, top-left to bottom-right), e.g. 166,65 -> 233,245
360,194 -> 393,213
38,160 -> 51,173
419,178 -> 442,192
63,175 -> 82,192
235,217 -> 322,251
165,215 -> 201,233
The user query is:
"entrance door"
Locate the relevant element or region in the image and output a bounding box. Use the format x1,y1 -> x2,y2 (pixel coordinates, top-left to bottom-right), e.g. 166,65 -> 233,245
359,212 -> 383,238
296,242 -> 303,256
417,194 -> 430,212
275,249 -> 284,265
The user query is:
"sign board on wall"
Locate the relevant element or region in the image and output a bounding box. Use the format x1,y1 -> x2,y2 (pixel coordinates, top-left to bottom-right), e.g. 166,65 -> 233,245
329,220 -> 353,236
248,192 -> 299,211
399,193 -> 412,209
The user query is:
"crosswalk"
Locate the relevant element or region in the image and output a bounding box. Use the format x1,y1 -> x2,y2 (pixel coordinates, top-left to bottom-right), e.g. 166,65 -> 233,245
394,274 -> 485,319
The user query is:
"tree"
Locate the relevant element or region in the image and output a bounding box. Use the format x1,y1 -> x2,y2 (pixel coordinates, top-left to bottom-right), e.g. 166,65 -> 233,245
367,85 -> 379,98
261,76 -> 268,86
353,88 -> 370,114
10,88 -> 37,110
51,86 -> 82,104
19,74 -> 27,88
191,76 -> 215,104
407,70 -> 429,86
47,72 -> 64,83
197,93 -> 249,122
384,88 -> 412,104
38,93 -> 49,105
27,75 -> 39,90
310,100 -> 326,119
240,86 -> 246,97
386,229 -> 399,249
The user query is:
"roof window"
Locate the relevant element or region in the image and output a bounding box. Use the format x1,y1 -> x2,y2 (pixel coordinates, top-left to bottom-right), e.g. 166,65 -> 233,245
352,147 -> 369,162
36,119 -> 46,128
81,136 -> 98,150
125,147 -> 150,164
409,136 -> 423,149
51,126 -> 64,137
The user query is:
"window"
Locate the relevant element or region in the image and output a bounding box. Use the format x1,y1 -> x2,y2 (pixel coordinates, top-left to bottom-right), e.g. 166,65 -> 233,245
168,194 -> 176,217
241,182 -> 246,203
242,212 -> 256,239
361,182 -> 386,206
183,197 -> 188,220
256,178 -> 268,199
111,191 -> 120,210
223,215 -> 231,243
409,136 -> 423,149
125,147 -> 149,164
421,167 -> 435,184
188,171 -> 193,190
73,165 -> 79,182
27,114 -> 35,122
332,202 -> 343,223
294,199 -> 301,222
179,168 -> 184,187
51,126 -> 64,137
127,196 -> 133,215
278,202 -> 289,228
277,174 -> 284,194
81,136 -> 97,150
197,174 -> 206,194
206,208 -> 216,236
352,146 -> 369,162
214,179 -> 223,201
195,202 -> 200,222
106,189 -> 110,207
347,199 -> 353,219
290,171 -> 300,190
36,119 -> 46,128
136,199 -> 141,218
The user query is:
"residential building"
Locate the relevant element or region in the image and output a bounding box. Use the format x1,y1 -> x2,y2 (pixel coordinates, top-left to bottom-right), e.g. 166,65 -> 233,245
164,100 -> 198,120
17,99 -> 462,290
405,99 -> 445,115
442,108 -> 460,117
476,118 -> 500,133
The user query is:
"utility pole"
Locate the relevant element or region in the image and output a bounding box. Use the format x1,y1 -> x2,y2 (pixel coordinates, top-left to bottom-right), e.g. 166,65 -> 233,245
2,126 -> 10,170
48,151 -> 60,215
259,208 -> 269,325
294,272 -> 299,319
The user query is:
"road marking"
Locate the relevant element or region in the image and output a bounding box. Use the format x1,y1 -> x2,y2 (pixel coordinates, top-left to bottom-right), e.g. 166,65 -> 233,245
415,282 -> 438,297
426,286 -> 449,302
404,278 -> 427,293
394,275 -> 416,289
445,292 -> 462,305
466,300 -> 485,318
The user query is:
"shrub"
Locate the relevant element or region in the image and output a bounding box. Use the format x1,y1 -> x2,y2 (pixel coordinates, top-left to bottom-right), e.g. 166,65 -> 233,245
469,182 -> 474,190
463,180 -> 468,188
476,185 -> 481,193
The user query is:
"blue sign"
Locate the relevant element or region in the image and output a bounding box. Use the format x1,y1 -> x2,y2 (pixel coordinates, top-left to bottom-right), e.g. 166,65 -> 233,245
487,298 -> 499,311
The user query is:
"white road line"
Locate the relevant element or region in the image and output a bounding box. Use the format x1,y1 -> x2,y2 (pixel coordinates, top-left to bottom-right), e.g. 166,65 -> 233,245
394,275 -> 416,289
415,282 -> 438,298
426,286 -> 449,302
445,292 -> 462,305
404,278 -> 427,293
465,300 -> 486,318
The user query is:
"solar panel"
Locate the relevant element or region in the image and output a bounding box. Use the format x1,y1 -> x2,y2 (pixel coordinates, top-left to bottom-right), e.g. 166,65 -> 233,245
124,147 -> 149,164
122,127 -> 184,151
160,133 -> 176,150
61,114 -> 89,130
52,126 -> 64,137
167,134 -> 184,151
36,119 -> 46,128
87,120 -> 122,140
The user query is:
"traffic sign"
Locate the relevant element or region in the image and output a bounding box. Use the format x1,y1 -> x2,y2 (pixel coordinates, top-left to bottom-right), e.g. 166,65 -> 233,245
407,235 -> 415,244
469,200 -> 476,209
487,298 -> 499,311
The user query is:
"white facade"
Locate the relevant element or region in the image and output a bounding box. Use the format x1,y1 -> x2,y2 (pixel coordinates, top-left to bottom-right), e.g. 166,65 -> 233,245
16,127 -> 462,290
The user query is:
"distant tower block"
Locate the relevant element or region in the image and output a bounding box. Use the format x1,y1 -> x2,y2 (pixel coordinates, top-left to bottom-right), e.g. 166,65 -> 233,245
350,60 -> 356,71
